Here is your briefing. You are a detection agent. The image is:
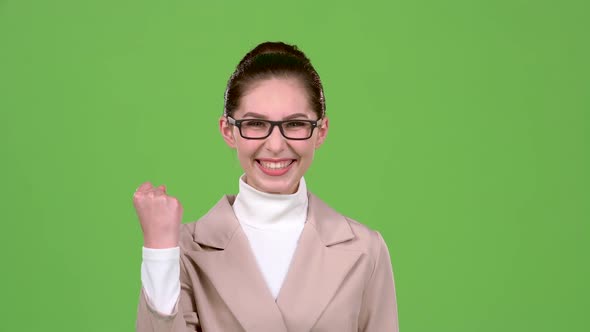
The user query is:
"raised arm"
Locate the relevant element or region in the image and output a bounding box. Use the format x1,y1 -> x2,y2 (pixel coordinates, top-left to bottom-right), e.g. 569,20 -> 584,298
133,182 -> 200,331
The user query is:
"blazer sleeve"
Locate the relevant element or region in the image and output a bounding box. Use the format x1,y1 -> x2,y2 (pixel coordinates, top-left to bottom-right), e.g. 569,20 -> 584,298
136,249 -> 200,332
358,231 -> 399,332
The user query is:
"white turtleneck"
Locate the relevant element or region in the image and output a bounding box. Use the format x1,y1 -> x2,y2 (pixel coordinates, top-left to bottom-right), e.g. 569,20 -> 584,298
140,176 -> 308,315
233,175 -> 308,299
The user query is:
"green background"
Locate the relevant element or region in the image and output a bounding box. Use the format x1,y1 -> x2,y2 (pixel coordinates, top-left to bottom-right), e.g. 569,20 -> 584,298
1,0 -> 588,331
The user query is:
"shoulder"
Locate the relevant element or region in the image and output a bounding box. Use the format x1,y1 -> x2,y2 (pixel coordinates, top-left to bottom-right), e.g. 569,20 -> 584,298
179,221 -> 197,244
308,192 -> 388,262
341,215 -> 389,260
176,194 -> 240,252
346,216 -> 383,241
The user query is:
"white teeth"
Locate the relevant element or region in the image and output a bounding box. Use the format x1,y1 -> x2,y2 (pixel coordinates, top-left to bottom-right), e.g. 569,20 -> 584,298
259,160 -> 293,169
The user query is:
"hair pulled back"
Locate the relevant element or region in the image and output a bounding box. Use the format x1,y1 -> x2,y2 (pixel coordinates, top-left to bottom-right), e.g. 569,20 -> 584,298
223,41 -> 326,119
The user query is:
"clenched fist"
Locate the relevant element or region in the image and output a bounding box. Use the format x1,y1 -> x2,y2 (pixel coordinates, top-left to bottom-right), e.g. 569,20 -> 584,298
133,182 -> 183,249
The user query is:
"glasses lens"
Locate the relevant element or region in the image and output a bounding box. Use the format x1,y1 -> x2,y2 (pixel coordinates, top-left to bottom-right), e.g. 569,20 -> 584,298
282,121 -> 313,139
241,120 -> 271,138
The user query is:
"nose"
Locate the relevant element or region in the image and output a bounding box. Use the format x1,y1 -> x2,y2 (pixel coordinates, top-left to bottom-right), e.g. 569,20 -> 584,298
264,124 -> 287,152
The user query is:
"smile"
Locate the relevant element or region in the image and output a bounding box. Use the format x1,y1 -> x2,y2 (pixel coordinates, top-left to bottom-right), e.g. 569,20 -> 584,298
255,159 -> 296,176
257,160 -> 295,169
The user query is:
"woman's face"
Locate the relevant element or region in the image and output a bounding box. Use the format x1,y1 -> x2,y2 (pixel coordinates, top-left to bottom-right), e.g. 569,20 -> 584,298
220,77 -> 329,194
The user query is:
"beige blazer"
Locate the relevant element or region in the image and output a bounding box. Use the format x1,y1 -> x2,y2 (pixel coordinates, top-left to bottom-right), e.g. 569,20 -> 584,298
136,192 -> 399,332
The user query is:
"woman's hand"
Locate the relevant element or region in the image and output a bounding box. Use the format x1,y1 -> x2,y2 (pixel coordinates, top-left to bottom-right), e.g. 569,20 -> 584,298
133,182 -> 183,249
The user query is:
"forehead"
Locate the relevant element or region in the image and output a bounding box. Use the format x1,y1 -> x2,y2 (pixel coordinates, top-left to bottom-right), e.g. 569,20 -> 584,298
234,77 -> 315,119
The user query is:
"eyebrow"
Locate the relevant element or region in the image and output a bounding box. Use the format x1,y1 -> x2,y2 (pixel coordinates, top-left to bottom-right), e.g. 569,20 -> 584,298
241,112 -> 311,120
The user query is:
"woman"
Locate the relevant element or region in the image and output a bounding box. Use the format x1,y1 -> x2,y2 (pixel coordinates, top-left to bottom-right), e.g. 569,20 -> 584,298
133,41 -> 399,331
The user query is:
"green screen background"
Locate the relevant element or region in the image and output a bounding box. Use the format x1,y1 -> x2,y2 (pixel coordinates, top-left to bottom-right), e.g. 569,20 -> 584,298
1,0 -> 588,331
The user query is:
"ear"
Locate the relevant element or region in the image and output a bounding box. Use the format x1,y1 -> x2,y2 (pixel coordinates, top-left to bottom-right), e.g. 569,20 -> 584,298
219,115 -> 237,149
314,116 -> 329,149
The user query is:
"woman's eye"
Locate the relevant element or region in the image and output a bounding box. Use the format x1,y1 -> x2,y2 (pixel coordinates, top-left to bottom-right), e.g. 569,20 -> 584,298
285,121 -> 307,128
244,121 -> 266,127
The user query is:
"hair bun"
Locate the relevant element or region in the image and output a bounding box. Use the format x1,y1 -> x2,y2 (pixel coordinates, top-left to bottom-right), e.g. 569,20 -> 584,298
224,41 -> 326,119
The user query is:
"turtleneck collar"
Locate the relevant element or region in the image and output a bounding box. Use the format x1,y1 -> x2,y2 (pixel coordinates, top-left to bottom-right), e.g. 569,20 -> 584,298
232,174 -> 308,229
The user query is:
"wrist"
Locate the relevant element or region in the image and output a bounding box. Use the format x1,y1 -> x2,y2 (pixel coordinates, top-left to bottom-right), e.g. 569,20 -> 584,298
143,237 -> 179,249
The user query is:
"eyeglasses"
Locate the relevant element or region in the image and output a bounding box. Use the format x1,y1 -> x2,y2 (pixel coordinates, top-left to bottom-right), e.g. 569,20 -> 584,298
226,116 -> 323,140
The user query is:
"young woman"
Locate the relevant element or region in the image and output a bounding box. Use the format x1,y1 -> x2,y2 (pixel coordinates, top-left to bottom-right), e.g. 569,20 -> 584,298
133,41 -> 399,331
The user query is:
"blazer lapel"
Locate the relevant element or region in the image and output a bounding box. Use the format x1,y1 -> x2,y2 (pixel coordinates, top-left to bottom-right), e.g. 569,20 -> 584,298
276,192 -> 362,331
185,195 -> 288,332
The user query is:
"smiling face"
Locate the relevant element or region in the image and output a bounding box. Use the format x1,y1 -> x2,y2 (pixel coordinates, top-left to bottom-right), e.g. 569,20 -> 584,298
220,77 -> 329,194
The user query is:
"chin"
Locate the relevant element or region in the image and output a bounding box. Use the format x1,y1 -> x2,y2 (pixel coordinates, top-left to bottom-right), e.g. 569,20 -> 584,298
248,173 -> 300,195
245,160 -> 303,194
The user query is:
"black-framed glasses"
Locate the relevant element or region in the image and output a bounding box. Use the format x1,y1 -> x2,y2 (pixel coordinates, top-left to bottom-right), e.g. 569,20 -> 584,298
227,116 -> 323,140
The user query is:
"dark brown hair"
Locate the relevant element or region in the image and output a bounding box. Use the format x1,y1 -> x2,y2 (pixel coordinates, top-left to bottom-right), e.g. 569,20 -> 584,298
223,41 -> 326,119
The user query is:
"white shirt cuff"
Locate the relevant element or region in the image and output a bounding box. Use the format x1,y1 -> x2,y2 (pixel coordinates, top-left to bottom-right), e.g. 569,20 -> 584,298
141,246 -> 181,315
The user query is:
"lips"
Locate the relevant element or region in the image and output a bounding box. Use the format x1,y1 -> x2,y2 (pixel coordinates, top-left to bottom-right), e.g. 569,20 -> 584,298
255,159 -> 296,176
257,159 -> 294,169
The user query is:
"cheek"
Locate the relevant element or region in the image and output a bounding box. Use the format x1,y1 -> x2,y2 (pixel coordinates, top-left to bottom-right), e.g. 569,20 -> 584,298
236,141 -> 261,160
291,142 -> 316,159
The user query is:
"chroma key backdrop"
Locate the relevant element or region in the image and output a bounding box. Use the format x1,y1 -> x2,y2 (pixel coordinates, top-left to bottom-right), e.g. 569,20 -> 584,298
0,0 -> 588,331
